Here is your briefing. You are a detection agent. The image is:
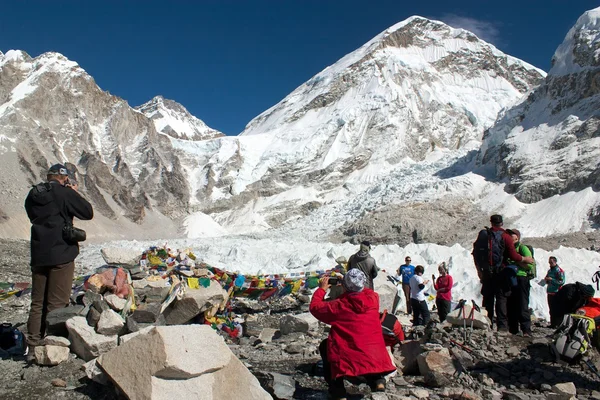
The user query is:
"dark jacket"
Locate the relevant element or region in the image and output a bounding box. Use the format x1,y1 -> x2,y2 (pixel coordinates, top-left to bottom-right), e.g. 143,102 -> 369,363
554,282 -> 590,319
347,252 -> 378,290
25,181 -> 93,267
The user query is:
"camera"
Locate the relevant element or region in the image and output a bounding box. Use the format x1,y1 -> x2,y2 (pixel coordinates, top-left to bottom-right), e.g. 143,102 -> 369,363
329,277 -> 340,285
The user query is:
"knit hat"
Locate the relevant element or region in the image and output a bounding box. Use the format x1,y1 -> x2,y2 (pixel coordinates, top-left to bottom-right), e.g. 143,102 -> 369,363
490,214 -> 503,225
343,269 -> 366,293
48,164 -> 69,176
581,284 -> 595,298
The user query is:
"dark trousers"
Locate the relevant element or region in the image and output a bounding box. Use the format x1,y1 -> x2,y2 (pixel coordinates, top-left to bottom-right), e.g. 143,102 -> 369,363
548,293 -> 559,328
481,277 -> 496,324
319,339 -> 385,397
508,277 -> 531,334
26,261 -> 75,345
410,298 -> 430,326
436,298 -> 451,322
402,284 -> 412,314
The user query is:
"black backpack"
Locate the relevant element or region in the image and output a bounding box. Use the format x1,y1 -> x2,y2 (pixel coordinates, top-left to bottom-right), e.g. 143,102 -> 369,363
472,227 -> 505,277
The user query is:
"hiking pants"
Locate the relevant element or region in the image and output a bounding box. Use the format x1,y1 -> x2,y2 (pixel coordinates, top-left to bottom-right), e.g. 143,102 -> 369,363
508,277 -> 531,334
480,276 -> 496,324
402,284 -> 412,314
319,339 -> 385,397
26,261 -> 75,345
436,298 -> 452,322
411,298 -> 430,326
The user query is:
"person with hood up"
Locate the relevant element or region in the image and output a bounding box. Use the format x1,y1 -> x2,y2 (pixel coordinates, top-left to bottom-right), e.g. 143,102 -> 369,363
553,282 -> 595,325
310,269 -> 395,399
24,164 -> 93,356
347,241 -> 378,290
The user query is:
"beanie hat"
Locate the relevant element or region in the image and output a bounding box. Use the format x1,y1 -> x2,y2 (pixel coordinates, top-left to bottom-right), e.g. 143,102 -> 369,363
581,284 -> 595,297
48,164 -> 69,176
343,269 -> 366,293
490,214 -> 503,225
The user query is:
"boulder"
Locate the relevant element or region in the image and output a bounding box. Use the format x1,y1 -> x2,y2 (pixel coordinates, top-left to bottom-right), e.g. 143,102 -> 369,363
87,307 -> 101,328
293,312 -> 320,331
96,309 -> 125,335
258,328 -> 281,344
163,281 -> 228,325
394,340 -> 422,375
104,293 -> 127,311
101,247 -> 140,266
46,305 -> 86,337
82,358 -> 109,385
34,345 -> 69,366
97,325 -> 271,400
129,303 -> 162,323
373,272 -> 399,313
417,348 -> 456,376
279,315 -> 309,335
66,316 -> 118,361
43,336 -> 70,347
550,383 -> 576,400
119,326 -> 155,345
256,372 -> 296,400
446,305 -> 491,330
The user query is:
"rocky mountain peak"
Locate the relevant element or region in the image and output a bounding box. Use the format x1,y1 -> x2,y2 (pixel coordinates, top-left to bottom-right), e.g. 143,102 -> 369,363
136,96 -> 224,141
550,7 -> 600,76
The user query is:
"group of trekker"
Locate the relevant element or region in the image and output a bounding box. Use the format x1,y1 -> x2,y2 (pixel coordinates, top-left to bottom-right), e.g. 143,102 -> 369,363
309,217 -> 600,399
473,214 -> 598,336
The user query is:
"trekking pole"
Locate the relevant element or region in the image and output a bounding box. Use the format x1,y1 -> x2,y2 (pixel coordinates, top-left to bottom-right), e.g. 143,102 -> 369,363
454,299 -> 467,342
467,300 -> 481,343
449,338 -> 511,374
583,359 -> 600,381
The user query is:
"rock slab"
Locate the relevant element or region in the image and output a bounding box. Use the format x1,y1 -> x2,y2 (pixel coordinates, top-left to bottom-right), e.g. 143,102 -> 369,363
98,325 -> 271,400
162,281 -> 227,325
34,345 -> 70,366
66,316 -> 118,361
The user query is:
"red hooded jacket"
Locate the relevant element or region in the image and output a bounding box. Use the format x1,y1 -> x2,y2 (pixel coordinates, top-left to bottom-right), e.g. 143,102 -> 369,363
310,287 -> 396,380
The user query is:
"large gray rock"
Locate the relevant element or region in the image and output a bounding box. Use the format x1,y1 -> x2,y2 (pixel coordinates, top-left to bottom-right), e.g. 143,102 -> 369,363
279,315 -> 309,335
34,345 -> 69,366
293,312 -> 320,331
256,372 -> 296,400
46,305 -> 86,337
96,309 -> 125,335
162,281 -> 228,325
43,336 -> 70,347
446,305 -> 491,330
83,358 -> 109,385
98,325 -> 271,400
104,293 -> 127,311
417,348 -> 456,376
101,247 -> 141,266
550,383 -> 577,400
66,316 -> 118,361
373,272 -> 398,313
394,340 -> 422,375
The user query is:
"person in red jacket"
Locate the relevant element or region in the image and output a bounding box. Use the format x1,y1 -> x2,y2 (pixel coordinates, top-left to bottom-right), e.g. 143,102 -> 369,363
310,269 -> 396,399
433,262 -> 453,322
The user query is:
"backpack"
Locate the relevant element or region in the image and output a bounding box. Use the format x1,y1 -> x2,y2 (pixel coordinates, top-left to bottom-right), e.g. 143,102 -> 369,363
551,314 -> 596,362
380,310 -> 404,347
472,228 -> 505,277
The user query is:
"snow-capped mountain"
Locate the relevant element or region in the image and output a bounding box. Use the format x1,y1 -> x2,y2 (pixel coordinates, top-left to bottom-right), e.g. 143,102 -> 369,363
0,50 -> 211,240
479,7 -> 600,206
184,16 -> 544,237
136,96 -> 224,141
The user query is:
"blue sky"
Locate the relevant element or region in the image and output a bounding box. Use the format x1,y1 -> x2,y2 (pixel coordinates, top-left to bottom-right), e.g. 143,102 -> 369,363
0,1 -> 594,135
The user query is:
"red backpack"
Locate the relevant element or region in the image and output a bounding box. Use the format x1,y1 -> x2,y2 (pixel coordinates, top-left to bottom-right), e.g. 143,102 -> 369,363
380,310 -> 404,347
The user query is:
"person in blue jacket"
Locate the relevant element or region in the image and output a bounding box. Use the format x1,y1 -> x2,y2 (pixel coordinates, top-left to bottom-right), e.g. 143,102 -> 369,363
398,256 -> 415,314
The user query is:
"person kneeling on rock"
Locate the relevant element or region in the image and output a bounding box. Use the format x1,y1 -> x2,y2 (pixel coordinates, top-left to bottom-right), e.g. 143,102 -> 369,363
310,269 -> 396,400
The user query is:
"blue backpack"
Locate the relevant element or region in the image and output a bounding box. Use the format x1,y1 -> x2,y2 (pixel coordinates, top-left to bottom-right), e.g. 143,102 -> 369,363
472,228 -> 505,277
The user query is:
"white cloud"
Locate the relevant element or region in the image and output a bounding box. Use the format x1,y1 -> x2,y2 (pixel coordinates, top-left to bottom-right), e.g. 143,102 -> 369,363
438,14 -> 502,45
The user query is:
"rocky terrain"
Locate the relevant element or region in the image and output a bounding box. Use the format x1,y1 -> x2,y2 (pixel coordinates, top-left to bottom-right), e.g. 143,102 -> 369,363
1,239 -> 599,400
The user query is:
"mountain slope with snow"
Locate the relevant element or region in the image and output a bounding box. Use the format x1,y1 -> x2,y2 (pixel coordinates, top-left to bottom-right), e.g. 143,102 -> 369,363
479,7 -> 600,208
136,96 -> 224,141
